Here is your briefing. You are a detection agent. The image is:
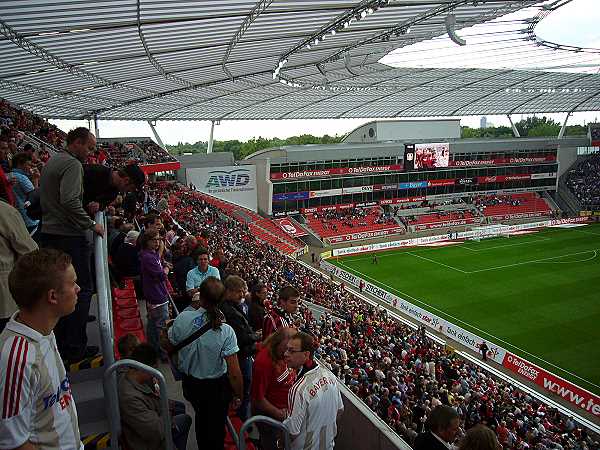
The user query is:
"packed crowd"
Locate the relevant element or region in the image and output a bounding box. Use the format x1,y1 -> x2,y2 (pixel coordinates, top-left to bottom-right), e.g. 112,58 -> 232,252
1,114 -> 597,450
156,181 -> 597,450
567,153 -> 600,207
95,138 -> 177,169
0,98 -> 66,150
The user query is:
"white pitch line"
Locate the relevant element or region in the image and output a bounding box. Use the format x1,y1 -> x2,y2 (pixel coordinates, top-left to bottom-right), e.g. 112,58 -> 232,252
460,237 -> 552,252
568,227 -> 600,237
535,250 -> 598,264
336,261 -> 600,391
405,251 -> 468,273
465,249 -> 600,274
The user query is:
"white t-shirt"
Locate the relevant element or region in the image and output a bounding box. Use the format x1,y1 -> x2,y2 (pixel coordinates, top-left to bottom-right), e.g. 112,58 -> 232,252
0,314 -> 83,449
283,362 -> 344,450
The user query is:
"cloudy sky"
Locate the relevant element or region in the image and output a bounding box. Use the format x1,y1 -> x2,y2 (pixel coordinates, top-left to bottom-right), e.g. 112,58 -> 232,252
50,0 -> 599,145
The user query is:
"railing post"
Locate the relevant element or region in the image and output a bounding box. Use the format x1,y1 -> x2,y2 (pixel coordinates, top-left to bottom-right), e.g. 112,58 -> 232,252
94,211 -> 119,448
103,360 -> 174,450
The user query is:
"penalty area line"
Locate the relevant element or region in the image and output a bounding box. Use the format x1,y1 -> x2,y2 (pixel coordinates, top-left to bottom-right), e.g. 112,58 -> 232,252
335,260 -> 600,391
466,248 -> 600,274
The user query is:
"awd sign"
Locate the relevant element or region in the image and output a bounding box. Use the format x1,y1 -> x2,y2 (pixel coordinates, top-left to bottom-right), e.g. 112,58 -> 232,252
206,169 -> 251,189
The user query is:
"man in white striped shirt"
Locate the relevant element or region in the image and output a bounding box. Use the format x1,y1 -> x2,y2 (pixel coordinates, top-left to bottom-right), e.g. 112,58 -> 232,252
283,332 -> 344,450
0,249 -> 83,450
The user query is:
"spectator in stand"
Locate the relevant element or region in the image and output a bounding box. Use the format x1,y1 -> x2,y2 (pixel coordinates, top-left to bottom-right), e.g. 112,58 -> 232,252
0,200 -> 38,332
185,248 -> 220,297
172,239 -> 196,304
0,155 -> 16,207
220,275 -> 260,421
0,249 -> 83,449
263,286 -> 300,340
248,282 -> 267,333
210,248 -> 227,280
139,228 -> 170,360
83,163 -> 146,212
479,341 -> 489,361
414,405 -> 461,450
459,424 -> 502,450
118,343 -> 192,450
251,327 -> 297,450
0,140 -> 10,172
144,181 -> 600,450
8,152 -> 40,234
117,332 -> 141,360
283,332 -> 344,450
39,127 -> 102,363
114,230 -> 141,279
168,277 -> 243,450
109,219 -> 134,257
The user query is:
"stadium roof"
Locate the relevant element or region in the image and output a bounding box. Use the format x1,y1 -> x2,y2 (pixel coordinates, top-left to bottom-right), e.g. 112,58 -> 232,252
1,0 -> 599,121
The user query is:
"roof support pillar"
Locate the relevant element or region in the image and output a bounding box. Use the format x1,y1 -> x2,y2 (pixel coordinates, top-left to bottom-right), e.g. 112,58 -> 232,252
507,115 -> 520,138
147,120 -> 165,149
207,120 -> 219,154
93,114 -> 100,138
558,112 -> 571,139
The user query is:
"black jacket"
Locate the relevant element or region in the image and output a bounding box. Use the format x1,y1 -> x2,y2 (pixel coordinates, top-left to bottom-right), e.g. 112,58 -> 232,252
83,164 -> 119,208
220,300 -> 259,358
413,432 -> 449,450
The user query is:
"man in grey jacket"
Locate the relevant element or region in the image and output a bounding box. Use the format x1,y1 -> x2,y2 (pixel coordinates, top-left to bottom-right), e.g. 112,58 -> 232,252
39,127 -> 104,362
118,343 -> 191,450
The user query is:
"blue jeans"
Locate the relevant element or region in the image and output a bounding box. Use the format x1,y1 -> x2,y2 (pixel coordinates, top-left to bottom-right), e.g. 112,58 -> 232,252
146,302 -> 169,358
238,355 -> 253,421
41,234 -> 93,361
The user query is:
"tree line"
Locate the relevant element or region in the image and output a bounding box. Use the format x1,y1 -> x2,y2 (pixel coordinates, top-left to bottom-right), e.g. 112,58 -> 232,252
166,117 -> 589,160
166,134 -> 343,160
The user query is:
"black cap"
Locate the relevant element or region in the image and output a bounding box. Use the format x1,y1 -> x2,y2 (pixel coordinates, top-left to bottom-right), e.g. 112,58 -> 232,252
122,164 -> 146,188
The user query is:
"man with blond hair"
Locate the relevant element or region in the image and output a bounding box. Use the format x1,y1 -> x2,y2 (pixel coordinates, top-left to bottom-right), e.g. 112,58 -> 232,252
0,249 -> 83,449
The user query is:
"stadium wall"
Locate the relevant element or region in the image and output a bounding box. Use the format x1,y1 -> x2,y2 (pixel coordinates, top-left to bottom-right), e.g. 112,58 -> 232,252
331,217 -> 589,256
342,119 -> 460,144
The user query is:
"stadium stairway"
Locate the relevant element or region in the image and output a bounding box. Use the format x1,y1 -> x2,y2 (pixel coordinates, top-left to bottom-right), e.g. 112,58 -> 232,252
70,296 -> 111,449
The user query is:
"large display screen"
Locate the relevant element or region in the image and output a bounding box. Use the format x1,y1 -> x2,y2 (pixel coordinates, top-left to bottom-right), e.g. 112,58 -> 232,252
414,143 -> 450,169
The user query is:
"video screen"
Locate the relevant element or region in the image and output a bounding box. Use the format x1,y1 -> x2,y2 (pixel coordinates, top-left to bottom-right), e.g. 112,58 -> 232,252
414,143 -> 450,169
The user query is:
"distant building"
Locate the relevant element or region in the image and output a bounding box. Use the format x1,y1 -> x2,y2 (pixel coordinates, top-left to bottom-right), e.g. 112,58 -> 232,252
480,116 -> 487,129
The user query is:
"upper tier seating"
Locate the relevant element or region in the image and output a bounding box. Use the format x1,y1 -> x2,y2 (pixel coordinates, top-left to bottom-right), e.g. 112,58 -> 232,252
474,192 -> 552,218
306,206 -> 401,239
566,153 -> 600,207
96,139 -> 177,169
168,188 -> 305,255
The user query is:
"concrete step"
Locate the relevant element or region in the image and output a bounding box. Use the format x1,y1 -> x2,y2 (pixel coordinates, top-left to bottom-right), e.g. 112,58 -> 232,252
72,378 -> 106,425
80,419 -> 111,450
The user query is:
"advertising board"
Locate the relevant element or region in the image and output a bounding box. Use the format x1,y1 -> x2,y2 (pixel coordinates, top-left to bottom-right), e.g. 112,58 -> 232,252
186,166 -> 258,211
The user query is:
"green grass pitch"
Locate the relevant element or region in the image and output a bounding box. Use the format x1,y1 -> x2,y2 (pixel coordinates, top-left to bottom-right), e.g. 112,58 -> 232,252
331,224 -> 600,394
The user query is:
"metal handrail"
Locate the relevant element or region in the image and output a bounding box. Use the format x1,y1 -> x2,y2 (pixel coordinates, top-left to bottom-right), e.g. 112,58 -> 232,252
93,211 -> 120,448
239,416 -> 290,450
226,417 -> 240,449
103,360 -> 174,450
